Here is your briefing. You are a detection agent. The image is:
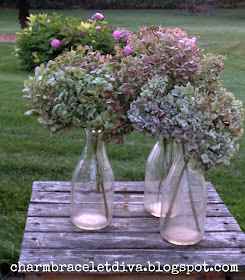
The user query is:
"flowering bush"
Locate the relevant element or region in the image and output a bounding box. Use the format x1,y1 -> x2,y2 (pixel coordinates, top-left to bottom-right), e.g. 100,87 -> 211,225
15,13 -> 115,70
23,46 -> 133,143
128,75 -> 244,170
15,13 -> 83,70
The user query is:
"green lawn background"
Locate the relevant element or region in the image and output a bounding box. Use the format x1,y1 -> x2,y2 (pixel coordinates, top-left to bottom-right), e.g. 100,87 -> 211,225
0,8 -> 244,276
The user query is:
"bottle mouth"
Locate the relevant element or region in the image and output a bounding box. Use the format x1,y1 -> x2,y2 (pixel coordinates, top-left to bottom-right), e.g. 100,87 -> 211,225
91,128 -> 102,134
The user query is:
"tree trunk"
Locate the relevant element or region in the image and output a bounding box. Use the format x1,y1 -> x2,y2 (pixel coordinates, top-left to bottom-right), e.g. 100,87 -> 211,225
18,0 -> 29,29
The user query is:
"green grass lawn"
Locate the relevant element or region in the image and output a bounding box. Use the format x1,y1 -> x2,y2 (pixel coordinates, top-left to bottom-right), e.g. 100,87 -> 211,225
0,8 -> 245,277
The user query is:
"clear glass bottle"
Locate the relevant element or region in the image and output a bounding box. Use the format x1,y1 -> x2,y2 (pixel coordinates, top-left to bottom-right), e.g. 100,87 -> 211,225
70,129 -> 114,230
144,138 -> 176,217
160,142 -> 207,245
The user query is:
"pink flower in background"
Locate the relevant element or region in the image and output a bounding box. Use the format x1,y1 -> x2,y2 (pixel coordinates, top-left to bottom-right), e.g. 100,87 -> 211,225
124,45 -> 133,55
51,39 -> 61,48
96,26 -> 102,30
113,29 -> 134,42
113,30 -> 121,40
91,13 -> 104,21
120,30 -> 134,42
35,66 -> 41,72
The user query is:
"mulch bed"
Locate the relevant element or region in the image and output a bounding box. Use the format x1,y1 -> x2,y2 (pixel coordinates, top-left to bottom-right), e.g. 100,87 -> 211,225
0,34 -> 17,42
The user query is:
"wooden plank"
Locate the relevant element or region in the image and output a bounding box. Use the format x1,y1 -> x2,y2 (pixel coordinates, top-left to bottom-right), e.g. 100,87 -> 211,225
19,248 -> 245,270
32,181 -> 146,193
30,191 -> 223,204
32,181 -> 217,193
27,203 -> 233,218
27,203 -> 149,218
21,231 -> 245,250
24,216 -> 241,233
25,271 -> 245,280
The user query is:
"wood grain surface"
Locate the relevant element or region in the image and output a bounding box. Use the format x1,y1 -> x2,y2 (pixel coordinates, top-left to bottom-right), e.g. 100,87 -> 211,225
19,181 -> 245,279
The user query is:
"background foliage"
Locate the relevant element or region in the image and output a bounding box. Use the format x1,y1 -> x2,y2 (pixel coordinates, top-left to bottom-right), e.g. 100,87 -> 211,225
1,0 -> 245,9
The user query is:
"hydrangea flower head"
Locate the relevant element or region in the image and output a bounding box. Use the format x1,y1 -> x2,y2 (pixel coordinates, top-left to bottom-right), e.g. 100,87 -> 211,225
113,30 -> 121,40
23,46 -> 134,143
127,75 -> 244,170
51,39 -> 61,48
34,66 -> 41,72
91,13 -> 104,21
113,29 -> 134,42
124,45 -> 133,55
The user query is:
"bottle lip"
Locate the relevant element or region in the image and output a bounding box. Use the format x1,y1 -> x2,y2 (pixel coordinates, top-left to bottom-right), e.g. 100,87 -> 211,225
86,128 -> 102,134
85,128 -> 104,140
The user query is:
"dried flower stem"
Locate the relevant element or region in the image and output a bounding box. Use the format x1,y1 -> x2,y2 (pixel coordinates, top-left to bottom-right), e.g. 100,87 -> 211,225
161,160 -> 187,232
93,136 -> 109,220
186,164 -> 201,233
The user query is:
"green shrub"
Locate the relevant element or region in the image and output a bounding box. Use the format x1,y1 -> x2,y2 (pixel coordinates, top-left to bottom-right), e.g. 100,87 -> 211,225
15,13 -> 116,70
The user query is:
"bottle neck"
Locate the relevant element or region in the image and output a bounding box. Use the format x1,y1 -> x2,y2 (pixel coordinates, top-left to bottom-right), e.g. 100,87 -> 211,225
175,141 -> 185,164
85,128 -> 105,157
158,138 -> 175,167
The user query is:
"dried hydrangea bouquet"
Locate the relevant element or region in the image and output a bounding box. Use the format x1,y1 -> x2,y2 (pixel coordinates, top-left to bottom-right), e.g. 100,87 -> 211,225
112,26 -> 205,218
23,45 -> 134,230
22,17 -> 244,242
22,12 -> 136,231
122,26 -> 244,245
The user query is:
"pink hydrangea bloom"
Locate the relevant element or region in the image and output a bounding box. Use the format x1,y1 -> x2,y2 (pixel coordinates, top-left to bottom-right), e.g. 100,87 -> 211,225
113,29 -> 134,42
91,13 -> 104,21
124,45 -> 133,55
120,30 -> 134,42
113,30 -> 121,40
35,66 -> 41,72
51,39 -> 61,48
96,26 -> 102,30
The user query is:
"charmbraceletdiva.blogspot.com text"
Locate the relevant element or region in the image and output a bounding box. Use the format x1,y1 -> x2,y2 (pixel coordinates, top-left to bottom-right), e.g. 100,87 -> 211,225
11,261 -> 239,275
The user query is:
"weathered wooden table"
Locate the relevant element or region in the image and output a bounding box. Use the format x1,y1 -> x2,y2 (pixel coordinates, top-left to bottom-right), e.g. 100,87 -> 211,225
19,181 -> 245,280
